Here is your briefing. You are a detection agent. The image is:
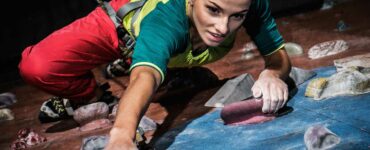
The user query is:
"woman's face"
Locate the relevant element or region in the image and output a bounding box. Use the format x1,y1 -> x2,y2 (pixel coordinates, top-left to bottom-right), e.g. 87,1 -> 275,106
190,0 -> 251,47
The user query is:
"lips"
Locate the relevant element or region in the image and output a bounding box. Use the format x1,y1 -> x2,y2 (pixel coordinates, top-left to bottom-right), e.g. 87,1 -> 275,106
208,32 -> 225,43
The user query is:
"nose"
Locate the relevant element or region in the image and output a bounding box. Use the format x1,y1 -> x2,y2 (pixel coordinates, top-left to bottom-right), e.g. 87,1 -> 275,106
215,17 -> 229,35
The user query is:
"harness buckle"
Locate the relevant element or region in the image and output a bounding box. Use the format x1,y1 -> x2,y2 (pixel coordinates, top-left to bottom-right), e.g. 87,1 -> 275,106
116,25 -> 127,39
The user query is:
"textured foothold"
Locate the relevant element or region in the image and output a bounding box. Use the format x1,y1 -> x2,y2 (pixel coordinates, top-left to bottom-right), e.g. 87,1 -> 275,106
81,135 -> 109,150
304,125 -> 340,150
73,102 -> 109,125
306,68 -> 370,100
334,53 -> 370,73
285,42 -> 304,56
0,92 -> 17,108
11,128 -> 47,150
308,40 -> 348,59
220,98 -> 276,125
0,108 -> 15,121
319,68 -> 370,100
10,139 -> 27,150
305,78 -> 328,99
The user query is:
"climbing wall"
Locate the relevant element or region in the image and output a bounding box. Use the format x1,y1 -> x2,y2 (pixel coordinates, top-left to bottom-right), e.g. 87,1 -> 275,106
154,66 -> 370,150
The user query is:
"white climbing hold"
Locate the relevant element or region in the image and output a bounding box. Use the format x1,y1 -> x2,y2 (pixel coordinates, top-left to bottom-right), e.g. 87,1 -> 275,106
308,40 -> 349,59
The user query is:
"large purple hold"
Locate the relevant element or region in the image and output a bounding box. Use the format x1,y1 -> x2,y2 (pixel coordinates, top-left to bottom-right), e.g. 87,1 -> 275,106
220,98 -> 276,125
73,102 -> 109,125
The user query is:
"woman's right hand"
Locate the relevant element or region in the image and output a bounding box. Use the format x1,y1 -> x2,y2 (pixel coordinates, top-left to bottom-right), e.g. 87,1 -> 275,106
105,66 -> 162,150
105,128 -> 138,150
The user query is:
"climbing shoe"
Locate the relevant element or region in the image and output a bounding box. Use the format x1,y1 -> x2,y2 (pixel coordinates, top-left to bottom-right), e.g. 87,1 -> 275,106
38,97 -> 74,123
38,83 -> 118,123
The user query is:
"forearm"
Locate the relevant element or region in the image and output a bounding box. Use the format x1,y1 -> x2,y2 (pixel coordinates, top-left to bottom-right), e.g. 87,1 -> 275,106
253,48 -> 291,113
110,66 -> 161,140
260,48 -> 291,80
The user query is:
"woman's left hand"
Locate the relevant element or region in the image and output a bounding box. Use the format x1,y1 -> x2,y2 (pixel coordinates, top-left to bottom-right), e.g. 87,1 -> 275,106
251,70 -> 288,114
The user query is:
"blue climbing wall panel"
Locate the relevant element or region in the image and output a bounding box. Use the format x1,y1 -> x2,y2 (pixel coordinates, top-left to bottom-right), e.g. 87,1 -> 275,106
154,66 -> 370,150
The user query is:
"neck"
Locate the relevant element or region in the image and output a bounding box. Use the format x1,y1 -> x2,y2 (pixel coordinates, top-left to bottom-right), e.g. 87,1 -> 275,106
189,27 -> 207,51
187,0 -> 208,53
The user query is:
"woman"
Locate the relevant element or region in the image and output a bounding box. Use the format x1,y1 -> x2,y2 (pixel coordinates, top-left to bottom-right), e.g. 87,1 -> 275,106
18,0 -> 291,148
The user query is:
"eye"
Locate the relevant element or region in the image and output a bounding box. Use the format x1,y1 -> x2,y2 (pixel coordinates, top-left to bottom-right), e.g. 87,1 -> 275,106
231,13 -> 246,21
207,6 -> 220,15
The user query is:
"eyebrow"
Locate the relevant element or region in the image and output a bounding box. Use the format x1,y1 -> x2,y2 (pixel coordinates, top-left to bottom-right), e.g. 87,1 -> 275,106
209,1 -> 249,14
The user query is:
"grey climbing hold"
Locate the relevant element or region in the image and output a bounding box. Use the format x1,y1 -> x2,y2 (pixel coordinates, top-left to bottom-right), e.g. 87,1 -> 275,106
0,92 -> 17,108
320,68 -> 369,100
334,53 -> 370,73
321,0 -> 335,10
321,0 -> 350,10
81,135 -> 109,150
139,115 -> 157,132
204,73 -> 255,107
289,67 -> 317,86
309,68 -> 370,100
304,125 -> 340,150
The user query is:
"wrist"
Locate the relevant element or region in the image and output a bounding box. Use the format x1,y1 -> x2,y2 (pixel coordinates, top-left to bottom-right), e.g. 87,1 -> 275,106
110,127 -> 136,141
259,69 -> 279,79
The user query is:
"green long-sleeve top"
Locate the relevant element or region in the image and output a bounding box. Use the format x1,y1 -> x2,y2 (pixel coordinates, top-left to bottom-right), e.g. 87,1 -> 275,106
122,0 -> 284,82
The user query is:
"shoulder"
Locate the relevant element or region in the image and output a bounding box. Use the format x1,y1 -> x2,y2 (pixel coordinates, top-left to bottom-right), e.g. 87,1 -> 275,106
140,0 -> 188,29
135,0 -> 189,53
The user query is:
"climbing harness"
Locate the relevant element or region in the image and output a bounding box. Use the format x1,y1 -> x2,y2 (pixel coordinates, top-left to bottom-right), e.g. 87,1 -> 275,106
97,0 -> 146,78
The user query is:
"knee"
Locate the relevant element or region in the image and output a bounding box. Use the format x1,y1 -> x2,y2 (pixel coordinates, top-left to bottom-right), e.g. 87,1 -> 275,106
18,47 -> 52,84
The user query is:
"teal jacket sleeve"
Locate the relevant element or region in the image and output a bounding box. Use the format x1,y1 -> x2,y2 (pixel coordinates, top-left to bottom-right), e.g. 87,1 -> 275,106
243,0 -> 284,56
130,0 -> 189,83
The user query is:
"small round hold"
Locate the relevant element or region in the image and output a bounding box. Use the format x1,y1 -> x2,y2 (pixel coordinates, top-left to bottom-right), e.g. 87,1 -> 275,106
285,42 -> 304,56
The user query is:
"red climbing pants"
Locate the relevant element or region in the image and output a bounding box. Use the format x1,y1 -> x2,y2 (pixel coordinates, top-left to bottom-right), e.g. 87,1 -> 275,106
18,0 -> 129,101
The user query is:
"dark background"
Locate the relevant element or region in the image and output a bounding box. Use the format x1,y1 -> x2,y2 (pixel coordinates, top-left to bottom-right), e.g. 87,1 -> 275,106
0,0 -> 323,86
0,0 -> 98,87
